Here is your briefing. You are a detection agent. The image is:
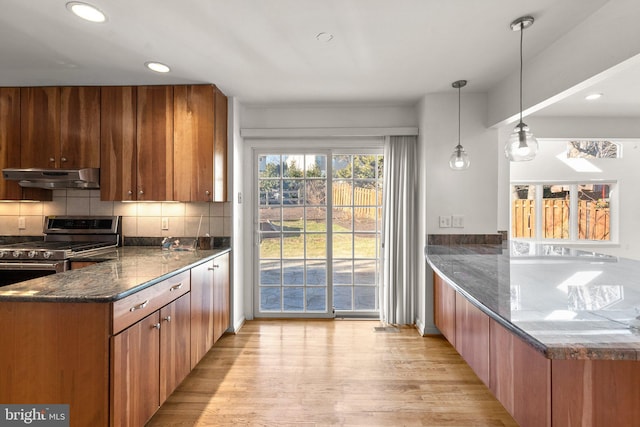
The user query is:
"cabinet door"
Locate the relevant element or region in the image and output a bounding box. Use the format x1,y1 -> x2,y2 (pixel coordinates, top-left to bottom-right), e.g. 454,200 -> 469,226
455,293 -> 490,386
137,86 -> 173,201
173,85 -> 214,202
0,88 -> 23,200
60,86 -> 100,168
111,312 -> 160,427
100,86 -> 137,201
433,273 -> 456,346
20,87 -> 60,168
213,252 -> 230,343
213,87 -> 227,201
190,260 -> 214,368
159,293 -> 191,403
489,319 -> 551,427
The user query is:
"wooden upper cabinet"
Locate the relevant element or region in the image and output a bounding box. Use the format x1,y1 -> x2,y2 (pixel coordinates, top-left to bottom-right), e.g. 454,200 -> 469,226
100,84 -> 226,202
20,87 -> 60,168
60,86 -> 100,168
137,86 -> 174,201
0,88 -> 24,200
213,87 -> 228,202
20,86 -> 99,169
173,85 -> 215,202
100,86 -> 137,201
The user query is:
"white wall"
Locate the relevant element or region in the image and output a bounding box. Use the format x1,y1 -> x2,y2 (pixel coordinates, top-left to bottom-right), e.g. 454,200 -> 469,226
417,91 -> 500,335
238,103 -> 417,322
230,97 -> 246,332
241,104 -> 418,129
504,116 -> 640,259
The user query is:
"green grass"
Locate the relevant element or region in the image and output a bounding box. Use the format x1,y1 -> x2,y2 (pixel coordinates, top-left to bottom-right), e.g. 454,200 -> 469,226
260,220 -> 378,259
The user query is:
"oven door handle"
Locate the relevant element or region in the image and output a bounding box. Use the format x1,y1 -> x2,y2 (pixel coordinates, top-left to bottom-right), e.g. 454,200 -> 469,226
0,262 -> 67,271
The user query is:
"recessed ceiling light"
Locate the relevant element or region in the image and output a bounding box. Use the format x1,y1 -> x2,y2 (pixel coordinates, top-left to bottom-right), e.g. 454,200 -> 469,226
316,32 -> 334,42
585,93 -> 603,101
66,2 -> 106,23
145,62 -> 171,73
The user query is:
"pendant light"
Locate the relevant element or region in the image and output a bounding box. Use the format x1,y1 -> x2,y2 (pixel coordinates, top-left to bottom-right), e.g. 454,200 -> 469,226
449,80 -> 470,170
504,16 -> 538,162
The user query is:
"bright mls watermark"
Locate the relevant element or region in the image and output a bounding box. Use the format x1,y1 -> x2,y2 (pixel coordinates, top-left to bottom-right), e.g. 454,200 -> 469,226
0,405 -> 69,426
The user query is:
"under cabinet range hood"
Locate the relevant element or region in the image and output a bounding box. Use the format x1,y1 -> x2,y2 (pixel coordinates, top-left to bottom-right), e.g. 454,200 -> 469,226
2,168 -> 100,189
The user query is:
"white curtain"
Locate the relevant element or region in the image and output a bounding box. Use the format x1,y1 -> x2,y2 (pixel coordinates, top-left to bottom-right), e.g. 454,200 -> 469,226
380,135 -> 417,325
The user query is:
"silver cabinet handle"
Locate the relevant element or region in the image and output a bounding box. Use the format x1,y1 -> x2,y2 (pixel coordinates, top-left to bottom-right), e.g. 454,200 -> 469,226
208,265 -> 220,271
205,190 -> 211,196
153,323 -> 161,330
61,157 -> 68,162
163,316 -> 171,322
129,300 -> 149,312
127,190 -> 133,195
139,190 -> 144,195
49,157 -> 55,162
169,283 -> 183,292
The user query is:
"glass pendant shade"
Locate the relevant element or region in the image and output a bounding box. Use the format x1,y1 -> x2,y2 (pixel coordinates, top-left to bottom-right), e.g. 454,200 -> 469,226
449,79 -> 469,171
504,122 -> 538,161
505,15 -> 537,162
449,145 -> 470,170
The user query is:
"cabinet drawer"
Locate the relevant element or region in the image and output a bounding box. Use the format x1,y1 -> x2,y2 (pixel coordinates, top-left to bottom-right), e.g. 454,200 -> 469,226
112,271 -> 190,334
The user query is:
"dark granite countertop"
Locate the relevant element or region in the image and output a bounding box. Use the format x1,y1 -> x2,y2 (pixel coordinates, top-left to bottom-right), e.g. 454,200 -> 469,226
426,241 -> 640,360
0,246 -> 231,303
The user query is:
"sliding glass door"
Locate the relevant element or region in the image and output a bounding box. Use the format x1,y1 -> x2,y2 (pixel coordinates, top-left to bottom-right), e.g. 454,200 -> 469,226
255,149 -> 383,318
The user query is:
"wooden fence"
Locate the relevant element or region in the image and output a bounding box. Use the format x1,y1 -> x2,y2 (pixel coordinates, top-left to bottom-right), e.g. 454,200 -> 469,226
333,182 -> 381,219
512,199 -> 610,240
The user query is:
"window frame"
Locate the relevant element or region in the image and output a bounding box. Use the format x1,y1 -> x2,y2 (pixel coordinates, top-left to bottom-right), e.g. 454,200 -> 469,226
510,180 -> 618,245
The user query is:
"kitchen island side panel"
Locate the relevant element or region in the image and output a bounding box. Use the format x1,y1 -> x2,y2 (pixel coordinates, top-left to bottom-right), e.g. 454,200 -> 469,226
0,301 -> 111,427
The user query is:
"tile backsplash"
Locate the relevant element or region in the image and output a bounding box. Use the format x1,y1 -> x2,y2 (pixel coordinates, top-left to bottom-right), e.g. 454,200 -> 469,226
0,189 -> 232,238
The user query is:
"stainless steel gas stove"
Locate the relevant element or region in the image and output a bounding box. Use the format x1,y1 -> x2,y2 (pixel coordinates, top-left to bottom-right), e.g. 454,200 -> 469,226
0,216 -> 121,286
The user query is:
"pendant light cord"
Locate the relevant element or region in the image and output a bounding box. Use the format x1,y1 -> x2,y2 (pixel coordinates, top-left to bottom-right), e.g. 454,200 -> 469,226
457,85 -> 461,148
519,22 -> 524,125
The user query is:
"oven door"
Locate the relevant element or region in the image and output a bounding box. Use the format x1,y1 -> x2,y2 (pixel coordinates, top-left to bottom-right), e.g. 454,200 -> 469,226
0,260 -> 68,287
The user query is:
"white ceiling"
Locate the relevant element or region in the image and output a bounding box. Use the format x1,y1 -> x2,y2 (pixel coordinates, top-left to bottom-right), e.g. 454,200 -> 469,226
0,0 -> 627,113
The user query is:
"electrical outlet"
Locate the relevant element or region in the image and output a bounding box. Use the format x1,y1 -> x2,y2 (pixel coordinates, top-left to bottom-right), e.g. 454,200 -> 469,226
452,215 -> 464,228
439,215 -> 451,228
161,217 -> 169,230
18,217 -> 26,229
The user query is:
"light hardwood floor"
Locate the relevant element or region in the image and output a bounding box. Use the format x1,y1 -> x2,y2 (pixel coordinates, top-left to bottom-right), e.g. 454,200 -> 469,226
148,320 -> 518,426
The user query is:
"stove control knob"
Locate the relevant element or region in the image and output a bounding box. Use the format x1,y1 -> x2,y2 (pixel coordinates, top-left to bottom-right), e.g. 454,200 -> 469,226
43,251 -> 53,259
28,250 -> 38,258
13,251 -> 23,258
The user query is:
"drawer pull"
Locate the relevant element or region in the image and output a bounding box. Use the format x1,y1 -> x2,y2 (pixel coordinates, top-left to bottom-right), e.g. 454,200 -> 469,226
153,323 -> 161,330
129,300 -> 149,312
163,316 -> 171,323
169,283 -> 183,292
208,265 -> 220,270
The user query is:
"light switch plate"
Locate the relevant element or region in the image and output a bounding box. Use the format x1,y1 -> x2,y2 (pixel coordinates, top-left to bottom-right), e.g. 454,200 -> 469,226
18,217 -> 26,229
161,217 -> 169,230
439,215 -> 451,228
452,215 -> 464,228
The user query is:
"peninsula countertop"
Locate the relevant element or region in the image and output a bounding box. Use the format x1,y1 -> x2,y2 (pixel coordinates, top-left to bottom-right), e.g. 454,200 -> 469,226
0,246 -> 231,303
426,241 -> 640,360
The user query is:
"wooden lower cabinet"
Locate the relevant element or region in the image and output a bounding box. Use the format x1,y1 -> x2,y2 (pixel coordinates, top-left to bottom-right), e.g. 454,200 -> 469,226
434,273 -> 456,346
213,252 -> 230,343
111,292 -> 191,426
191,252 -> 230,367
489,319 -> 551,427
159,293 -> 191,403
454,293 -> 490,386
190,260 -> 215,368
552,359 -> 640,427
111,311 -> 161,427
